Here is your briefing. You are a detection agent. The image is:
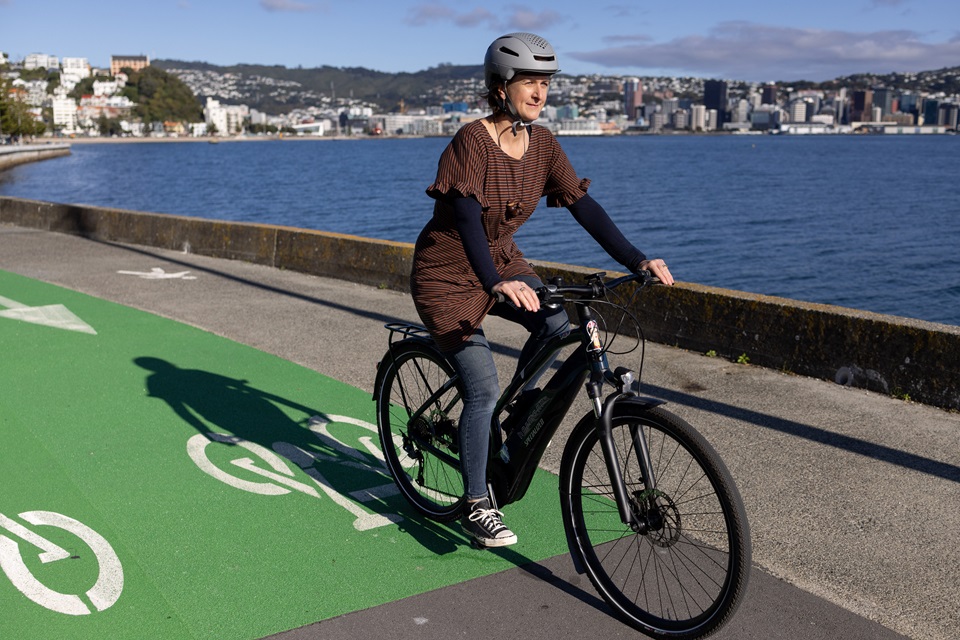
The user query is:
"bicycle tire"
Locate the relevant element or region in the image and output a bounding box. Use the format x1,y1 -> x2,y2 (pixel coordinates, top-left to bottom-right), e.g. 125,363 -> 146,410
376,340 -> 466,522
560,404 -> 750,639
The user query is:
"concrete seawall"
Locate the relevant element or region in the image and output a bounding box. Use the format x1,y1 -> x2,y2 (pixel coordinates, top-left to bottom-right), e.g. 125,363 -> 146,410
2,194 -> 958,411
0,143 -> 71,170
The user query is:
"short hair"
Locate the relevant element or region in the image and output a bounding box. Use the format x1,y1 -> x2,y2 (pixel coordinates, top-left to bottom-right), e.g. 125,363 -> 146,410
481,75 -> 506,113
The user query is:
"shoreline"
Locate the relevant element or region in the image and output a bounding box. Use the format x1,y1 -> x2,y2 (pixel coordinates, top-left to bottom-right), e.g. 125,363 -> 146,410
38,126 -> 959,145
39,134 -> 425,144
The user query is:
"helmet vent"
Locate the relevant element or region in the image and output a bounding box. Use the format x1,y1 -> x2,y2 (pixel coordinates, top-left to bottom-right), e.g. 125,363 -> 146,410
498,46 -> 521,58
528,36 -> 548,48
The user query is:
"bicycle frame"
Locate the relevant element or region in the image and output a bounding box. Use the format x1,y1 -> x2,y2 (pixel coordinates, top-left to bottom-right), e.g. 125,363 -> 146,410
488,291 -> 663,516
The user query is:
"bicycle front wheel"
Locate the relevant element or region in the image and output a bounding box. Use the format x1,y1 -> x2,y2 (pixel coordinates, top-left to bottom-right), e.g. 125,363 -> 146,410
560,404 -> 750,639
375,340 -> 465,521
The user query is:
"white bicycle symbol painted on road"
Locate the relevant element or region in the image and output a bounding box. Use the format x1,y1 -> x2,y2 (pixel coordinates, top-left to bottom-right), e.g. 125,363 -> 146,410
187,413 -> 404,531
0,510 -> 123,615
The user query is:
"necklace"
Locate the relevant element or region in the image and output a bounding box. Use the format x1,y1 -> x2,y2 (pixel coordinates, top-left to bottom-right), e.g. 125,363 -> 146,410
493,119 -> 528,220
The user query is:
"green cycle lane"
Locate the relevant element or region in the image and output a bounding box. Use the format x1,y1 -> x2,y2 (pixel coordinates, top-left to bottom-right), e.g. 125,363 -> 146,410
0,270 -> 572,640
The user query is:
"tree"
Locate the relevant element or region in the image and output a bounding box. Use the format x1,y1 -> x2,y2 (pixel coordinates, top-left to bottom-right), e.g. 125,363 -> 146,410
122,66 -> 202,124
97,114 -> 124,137
0,76 -> 46,139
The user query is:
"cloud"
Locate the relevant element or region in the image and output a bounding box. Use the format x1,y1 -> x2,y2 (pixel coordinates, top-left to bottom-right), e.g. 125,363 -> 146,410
570,21 -> 960,81
453,8 -> 498,29
260,0 -> 319,12
504,8 -> 564,31
406,3 -> 563,32
406,3 -> 454,25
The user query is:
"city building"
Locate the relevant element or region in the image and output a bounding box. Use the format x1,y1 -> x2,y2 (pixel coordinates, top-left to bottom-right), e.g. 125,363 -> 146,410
873,87 -> 895,118
706,109 -> 718,131
938,102 -> 959,129
556,118 -> 603,135
731,98 -> 749,124
110,55 -> 149,76
23,53 -> 58,70
77,94 -> 135,128
750,105 -> 780,131
61,57 -> 90,79
51,90 -> 78,134
789,100 -> 807,123
690,104 -> 706,131
761,83 -> 777,105
850,89 -> 873,123
623,77 -> 642,122
704,80 -> 728,125
671,109 -> 688,130
203,98 -> 248,135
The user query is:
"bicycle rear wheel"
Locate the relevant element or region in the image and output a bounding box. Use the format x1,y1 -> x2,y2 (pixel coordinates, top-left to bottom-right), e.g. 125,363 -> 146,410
560,404 -> 750,639
376,340 -> 465,521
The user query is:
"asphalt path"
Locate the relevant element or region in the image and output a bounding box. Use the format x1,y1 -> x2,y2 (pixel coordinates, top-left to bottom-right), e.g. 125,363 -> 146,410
3,224 -> 957,640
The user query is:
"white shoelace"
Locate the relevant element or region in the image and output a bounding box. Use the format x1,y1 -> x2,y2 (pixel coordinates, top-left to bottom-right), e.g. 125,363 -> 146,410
468,507 -> 507,531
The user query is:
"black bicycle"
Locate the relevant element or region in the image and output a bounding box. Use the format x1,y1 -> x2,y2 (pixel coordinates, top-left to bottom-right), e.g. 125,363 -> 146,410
374,271 -> 750,639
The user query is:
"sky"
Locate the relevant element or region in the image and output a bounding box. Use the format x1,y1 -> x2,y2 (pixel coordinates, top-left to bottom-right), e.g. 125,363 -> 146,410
1,0 -> 958,82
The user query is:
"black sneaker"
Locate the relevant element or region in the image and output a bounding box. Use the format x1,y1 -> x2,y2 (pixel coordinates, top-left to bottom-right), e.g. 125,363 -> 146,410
462,498 -> 518,548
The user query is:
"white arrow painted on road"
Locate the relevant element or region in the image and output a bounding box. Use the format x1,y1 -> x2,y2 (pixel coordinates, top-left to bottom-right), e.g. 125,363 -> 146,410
116,268 -> 196,280
0,295 -> 97,335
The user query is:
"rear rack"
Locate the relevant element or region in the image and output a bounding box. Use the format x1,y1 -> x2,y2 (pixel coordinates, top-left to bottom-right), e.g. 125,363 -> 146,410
384,322 -> 433,344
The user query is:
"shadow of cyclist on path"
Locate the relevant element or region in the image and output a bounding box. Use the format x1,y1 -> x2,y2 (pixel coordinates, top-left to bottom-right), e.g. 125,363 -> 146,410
133,356 -> 464,554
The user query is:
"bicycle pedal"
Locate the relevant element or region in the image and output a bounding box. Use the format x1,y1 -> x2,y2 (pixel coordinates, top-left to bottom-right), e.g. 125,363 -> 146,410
469,539 -> 490,550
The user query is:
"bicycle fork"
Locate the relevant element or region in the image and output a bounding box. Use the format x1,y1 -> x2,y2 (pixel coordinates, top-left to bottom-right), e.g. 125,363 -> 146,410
587,367 -> 665,533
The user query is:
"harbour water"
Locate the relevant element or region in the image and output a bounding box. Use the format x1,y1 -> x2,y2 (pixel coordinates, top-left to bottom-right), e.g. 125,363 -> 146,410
1,134 -> 957,326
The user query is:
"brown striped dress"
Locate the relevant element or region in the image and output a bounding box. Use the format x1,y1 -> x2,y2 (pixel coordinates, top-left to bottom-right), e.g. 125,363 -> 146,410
411,119 -> 590,352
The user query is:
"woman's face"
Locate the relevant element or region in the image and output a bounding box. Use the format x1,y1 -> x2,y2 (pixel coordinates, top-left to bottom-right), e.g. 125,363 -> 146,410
501,73 -> 551,121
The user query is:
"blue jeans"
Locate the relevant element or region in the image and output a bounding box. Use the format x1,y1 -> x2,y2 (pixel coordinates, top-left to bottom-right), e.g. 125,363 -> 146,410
444,275 -> 570,500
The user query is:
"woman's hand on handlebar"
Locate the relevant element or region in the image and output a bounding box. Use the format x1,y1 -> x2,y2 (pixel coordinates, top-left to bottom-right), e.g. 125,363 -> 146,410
492,280 -> 541,312
640,259 -> 675,286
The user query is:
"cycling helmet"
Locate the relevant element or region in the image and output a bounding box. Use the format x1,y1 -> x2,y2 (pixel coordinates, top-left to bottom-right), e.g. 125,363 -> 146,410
483,32 -> 560,90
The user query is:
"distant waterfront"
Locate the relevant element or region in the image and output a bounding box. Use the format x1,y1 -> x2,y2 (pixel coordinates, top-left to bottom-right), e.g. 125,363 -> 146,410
1,134 -> 957,326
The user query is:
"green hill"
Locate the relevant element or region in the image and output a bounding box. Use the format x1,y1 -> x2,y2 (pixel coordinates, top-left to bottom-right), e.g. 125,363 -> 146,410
154,59 -> 484,113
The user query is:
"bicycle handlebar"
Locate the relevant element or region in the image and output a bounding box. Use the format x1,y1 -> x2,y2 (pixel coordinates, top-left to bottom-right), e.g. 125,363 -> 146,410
535,270 -> 659,305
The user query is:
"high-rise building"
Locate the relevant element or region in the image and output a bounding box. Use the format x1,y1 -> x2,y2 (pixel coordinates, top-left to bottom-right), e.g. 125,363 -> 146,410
789,100 -> 807,123
850,90 -> 873,122
939,103 -> 959,129
922,99 -> 940,126
761,83 -> 777,105
672,109 -> 688,130
873,87 -> 895,117
623,77 -> 642,122
898,92 -> 919,122
690,104 -> 707,131
704,80 -> 728,125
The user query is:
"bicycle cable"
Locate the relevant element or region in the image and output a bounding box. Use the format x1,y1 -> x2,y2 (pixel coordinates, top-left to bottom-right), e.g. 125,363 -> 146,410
583,282 -> 648,386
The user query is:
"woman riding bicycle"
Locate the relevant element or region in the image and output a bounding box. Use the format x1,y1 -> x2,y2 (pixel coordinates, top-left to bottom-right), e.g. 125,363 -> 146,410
410,32 -> 674,548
